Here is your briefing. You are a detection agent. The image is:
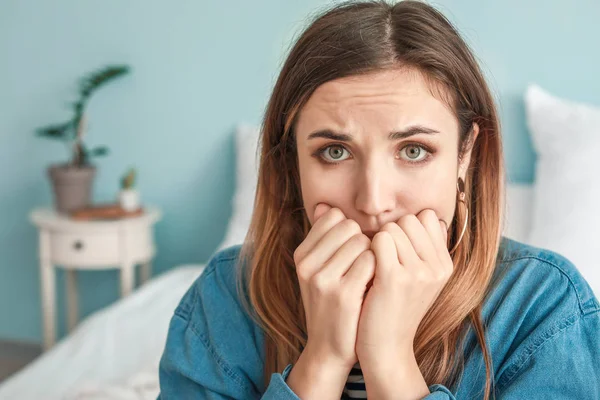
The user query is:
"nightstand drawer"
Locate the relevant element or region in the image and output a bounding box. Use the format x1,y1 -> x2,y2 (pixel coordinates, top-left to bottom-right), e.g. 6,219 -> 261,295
50,232 -> 120,266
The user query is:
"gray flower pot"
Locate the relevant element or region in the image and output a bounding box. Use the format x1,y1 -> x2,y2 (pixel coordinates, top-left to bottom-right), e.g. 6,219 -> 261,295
48,164 -> 96,214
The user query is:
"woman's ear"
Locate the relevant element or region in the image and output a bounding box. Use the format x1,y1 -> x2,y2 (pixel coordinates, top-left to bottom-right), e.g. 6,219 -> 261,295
458,122 -> 480,180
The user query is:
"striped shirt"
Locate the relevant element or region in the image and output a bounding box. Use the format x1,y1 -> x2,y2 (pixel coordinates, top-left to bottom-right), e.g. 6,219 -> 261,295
342,362 -> 367,399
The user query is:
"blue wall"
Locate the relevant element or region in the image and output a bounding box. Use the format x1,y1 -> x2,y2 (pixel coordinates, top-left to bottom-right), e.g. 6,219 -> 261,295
1,0 -> 599,344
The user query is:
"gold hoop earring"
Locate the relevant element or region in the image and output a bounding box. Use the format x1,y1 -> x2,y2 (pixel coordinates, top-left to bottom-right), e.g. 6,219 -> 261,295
449,177 -> 468,255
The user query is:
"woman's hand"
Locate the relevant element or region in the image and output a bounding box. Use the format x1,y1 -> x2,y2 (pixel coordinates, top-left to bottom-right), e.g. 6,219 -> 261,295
293,203 -> 376,372
355,209 -> 453,370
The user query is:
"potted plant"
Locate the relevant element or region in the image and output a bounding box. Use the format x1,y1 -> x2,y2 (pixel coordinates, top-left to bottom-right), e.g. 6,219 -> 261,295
119,167 -> 140,211
36,64 -> 131,213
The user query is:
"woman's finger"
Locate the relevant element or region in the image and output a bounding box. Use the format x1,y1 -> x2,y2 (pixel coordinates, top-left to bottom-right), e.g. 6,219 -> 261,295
397,213 -> 437,263
380,222 -> 420,267
370,231 -> 400,282
294,204 -> 343,263
416,209 -> 447,257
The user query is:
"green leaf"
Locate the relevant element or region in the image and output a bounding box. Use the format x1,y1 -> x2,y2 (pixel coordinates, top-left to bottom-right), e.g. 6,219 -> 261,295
36,121 -> 72,140
79,65 -> 130,97
121,167 -> 136,189
89,146 -> 109,157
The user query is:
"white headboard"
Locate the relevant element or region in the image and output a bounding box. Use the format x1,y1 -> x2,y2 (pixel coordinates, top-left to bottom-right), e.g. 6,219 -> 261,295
503,183 -> 534,244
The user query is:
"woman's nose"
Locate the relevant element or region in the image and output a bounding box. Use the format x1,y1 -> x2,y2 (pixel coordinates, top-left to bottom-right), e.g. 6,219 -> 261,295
354,163 -> 397,217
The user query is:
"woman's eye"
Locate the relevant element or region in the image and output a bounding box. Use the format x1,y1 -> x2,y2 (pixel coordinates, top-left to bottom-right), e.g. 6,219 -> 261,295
320,145 -> 350,163
317,143 -> 431,165
398,144 -> 429,162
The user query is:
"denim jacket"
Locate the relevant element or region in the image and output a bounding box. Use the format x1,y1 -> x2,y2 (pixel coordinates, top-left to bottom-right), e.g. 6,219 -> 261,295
157,237 -> 600,399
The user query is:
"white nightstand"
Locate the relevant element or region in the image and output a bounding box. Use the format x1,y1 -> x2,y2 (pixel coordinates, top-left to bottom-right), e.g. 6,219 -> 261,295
30,207 -> 162,351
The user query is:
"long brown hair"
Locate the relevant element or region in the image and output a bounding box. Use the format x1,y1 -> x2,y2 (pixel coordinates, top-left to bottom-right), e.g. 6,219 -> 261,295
235,1 -> 505,398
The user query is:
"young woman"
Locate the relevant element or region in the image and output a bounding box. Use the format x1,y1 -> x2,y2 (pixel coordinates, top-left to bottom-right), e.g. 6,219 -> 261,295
157,1 -> 600,399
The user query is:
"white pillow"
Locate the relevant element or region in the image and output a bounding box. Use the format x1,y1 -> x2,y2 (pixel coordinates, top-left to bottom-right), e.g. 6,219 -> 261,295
216,124 -> 261,251
525,84 -> 600,296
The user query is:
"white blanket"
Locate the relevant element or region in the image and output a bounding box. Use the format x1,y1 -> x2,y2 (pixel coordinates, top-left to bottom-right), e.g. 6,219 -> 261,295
0,265 -> 206,400
65,364 -> 159,400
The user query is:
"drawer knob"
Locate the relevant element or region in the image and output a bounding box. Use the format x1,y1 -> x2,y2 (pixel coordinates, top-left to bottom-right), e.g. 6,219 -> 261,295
73,240 -> 84,251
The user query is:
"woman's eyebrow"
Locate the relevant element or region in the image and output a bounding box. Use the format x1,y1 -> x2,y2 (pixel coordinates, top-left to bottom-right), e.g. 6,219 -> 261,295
307,125 -> 440,142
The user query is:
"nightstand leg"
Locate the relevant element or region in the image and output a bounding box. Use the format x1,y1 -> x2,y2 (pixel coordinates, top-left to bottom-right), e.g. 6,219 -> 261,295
66,270 -> 78,332
140,262 -> 152,285
120,263 -> 134,297
40,259 -> 56,351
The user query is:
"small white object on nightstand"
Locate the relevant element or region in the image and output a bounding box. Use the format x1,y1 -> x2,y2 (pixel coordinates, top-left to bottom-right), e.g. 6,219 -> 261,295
30,207 -> 162,351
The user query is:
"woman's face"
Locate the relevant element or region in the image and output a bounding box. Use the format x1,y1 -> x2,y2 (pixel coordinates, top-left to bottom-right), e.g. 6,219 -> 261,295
295,67 -> 478,238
